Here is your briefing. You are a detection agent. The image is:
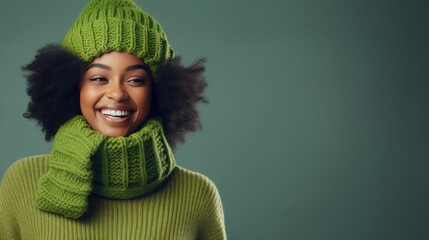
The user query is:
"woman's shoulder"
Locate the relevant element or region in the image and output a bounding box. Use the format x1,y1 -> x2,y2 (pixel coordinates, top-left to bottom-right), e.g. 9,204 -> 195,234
169,166 -> 222,201
173,166 -> 219,188
170,166 -> 226,238
1,154 -> 49,186
4,154 -> 49,172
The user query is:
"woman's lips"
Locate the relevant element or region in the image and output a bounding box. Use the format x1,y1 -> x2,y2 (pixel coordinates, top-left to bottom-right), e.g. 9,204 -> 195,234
98,107 -> 134,124
101,109 -> 130,117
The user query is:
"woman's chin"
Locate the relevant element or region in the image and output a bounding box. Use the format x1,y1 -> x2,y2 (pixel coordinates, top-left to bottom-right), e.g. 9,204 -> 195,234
93,124 -> 133,138
100,129 -> 130,138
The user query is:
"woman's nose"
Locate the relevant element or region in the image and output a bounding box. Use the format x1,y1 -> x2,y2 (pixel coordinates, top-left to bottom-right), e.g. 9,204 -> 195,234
105,82 -> 128,101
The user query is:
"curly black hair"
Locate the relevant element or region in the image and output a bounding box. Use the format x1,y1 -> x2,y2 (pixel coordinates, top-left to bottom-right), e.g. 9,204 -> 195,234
23,44 -> 208,149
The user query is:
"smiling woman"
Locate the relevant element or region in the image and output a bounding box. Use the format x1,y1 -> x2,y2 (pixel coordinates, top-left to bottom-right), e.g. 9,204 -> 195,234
80,52 -> 153,137
0,0 -> 226,239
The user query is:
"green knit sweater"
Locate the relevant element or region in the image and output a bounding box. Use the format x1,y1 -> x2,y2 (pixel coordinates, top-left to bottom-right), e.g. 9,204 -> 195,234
0,155 -> 226,239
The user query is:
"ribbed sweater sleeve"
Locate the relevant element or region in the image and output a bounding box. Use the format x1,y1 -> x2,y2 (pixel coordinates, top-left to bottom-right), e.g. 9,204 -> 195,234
0,160 -> 27,240
197,174 -> 227,240
0,164 -> 19,239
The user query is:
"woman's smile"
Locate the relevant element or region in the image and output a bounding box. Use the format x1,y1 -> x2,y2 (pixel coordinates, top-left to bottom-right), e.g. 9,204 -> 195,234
100,108 -> 131,120
99,106 -> 133,123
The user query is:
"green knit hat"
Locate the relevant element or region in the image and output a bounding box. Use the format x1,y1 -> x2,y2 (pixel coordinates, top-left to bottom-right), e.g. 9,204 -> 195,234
62,0 -> 174,76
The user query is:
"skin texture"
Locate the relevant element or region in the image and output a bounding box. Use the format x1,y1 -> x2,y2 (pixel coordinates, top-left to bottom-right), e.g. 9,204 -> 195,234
80,51 -> 152,137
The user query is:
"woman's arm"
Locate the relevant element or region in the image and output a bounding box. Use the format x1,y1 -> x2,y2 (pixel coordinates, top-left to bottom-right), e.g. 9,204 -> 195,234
197,177 -> 227,240
0,162 -> 22,240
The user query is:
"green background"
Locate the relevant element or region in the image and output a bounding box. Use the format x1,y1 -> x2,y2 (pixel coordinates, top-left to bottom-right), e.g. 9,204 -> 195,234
1,0 -> 428,239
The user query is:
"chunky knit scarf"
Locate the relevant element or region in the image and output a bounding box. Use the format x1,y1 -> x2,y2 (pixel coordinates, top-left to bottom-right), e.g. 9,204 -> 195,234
35,115 -> 175,218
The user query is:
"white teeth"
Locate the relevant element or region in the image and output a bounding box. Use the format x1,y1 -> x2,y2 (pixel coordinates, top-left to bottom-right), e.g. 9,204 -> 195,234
101,109 -> 130,117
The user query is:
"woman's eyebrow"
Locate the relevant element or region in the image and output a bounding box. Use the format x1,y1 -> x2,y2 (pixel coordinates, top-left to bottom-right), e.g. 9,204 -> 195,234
85,63 -> 150,72
126,64 -> 150,72
86,63 -> 111,70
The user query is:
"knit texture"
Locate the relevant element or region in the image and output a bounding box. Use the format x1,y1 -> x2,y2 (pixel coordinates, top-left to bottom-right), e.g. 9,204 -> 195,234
35,115 -> 175,219
0,156 -> 227,239
62,0 -> 174,76
92,116 -> 175,199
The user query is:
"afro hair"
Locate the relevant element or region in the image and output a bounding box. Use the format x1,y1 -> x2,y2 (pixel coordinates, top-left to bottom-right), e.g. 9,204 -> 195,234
23,44 -> 208,149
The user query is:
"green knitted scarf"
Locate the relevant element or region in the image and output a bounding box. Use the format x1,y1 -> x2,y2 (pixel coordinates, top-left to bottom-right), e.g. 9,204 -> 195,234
35,115 -> 175,219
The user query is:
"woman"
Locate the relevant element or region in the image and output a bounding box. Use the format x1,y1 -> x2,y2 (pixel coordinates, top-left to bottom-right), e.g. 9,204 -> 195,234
0,0 -> 226,239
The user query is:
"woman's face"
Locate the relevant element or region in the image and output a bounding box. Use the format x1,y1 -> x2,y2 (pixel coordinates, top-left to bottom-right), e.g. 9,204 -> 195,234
80,51 -> 152,137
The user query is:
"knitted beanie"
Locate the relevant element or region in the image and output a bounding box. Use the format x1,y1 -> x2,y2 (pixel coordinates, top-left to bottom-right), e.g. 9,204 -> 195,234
62,0 -> 174,76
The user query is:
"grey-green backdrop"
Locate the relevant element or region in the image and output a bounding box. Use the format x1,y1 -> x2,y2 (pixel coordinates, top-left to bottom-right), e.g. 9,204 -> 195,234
1,0 -> 428,239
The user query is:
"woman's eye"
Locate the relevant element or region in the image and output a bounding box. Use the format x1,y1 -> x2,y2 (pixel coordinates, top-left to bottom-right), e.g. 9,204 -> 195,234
89,77 -> 108,82
126,78 -> 145,85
